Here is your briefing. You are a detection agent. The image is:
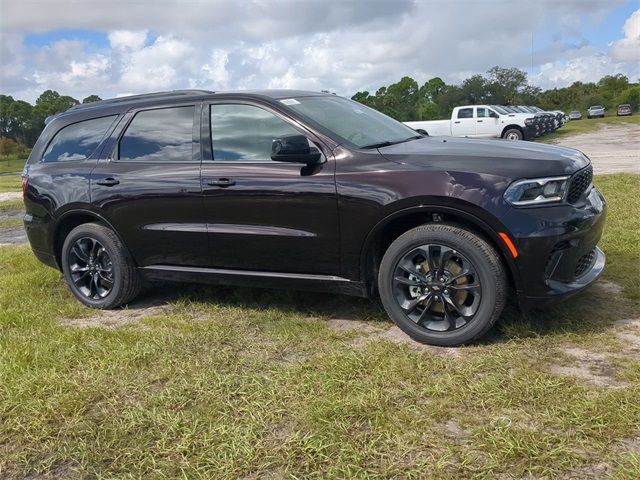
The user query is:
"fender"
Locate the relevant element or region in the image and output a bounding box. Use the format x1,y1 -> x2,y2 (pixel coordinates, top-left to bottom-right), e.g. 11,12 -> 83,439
359,203 -> 523,293
51,206 -> 133,268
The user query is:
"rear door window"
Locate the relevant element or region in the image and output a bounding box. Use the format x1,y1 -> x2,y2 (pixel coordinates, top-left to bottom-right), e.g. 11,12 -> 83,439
457,108 -> 473,119
43,115 -> 117,162
118,106 -> 196,162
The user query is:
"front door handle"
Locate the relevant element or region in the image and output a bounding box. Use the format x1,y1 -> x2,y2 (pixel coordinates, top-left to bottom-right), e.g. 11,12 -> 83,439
477,120 -> 483,123
454,121 -> 461,124
96,177 -> 120,186
207,178 -> 236,188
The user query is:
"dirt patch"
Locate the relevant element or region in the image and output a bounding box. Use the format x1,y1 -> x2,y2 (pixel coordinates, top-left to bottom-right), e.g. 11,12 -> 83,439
0,226 -> 27,246
551,346 -> 628,389
551,123 -> 640,174
59,293 -> 174,329
326,318 -> 464,357
0,192 -> 22,202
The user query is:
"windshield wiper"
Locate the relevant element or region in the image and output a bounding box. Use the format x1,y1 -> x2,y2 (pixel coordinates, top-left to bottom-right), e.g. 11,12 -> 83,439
361,135 -> 423,150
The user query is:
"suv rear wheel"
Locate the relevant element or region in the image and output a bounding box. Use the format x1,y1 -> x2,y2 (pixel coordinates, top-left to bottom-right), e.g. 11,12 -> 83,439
378,224 -> 506,346
61,223 -> 142,309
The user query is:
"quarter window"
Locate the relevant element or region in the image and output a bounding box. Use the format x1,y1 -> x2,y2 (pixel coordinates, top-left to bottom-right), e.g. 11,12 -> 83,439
210,104 -> 300,161
457,108 -> 473,119
43,115 -> 117,162
118,106 -> 195,162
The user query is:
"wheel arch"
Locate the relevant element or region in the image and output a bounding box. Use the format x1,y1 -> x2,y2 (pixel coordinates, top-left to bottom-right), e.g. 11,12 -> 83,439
52,209 -> 127,270
359,204 -> 521,296
501,124 -> 524,138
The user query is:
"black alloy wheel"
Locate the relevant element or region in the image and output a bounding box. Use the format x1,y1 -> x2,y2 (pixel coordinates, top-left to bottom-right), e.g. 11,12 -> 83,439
392,244 -> 482,332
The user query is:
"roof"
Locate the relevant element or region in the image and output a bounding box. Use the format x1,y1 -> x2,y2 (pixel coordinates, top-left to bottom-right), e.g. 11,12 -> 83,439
65,88 -> 326,113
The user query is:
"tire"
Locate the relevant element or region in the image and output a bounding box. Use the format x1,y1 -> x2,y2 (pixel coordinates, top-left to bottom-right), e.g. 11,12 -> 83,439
61,223 -> 142,309
502,128 -> 523,140
378,224 -> 507,346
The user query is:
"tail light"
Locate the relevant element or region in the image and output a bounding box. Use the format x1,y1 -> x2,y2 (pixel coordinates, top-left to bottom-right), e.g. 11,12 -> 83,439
22,175 -> 29,197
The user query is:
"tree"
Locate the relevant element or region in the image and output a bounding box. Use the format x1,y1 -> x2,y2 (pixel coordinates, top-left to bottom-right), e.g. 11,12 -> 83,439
461,75 -> 488,104
486,66 -> 527,102
82,95 -> 102,104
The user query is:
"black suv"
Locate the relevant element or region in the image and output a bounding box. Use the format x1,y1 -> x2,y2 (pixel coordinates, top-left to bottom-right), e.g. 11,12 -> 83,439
23,90 -> 606,346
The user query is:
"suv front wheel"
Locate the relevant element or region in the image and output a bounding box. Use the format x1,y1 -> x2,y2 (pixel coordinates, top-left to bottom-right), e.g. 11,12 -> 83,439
378,224 -> 507,346
61,223 -> 142,309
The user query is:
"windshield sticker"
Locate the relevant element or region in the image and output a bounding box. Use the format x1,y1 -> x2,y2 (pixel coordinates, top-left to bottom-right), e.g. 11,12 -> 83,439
280,98 -> 301,105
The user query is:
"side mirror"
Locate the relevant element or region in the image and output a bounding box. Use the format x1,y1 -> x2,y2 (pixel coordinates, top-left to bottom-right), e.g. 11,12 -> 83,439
271,135 -> 322,164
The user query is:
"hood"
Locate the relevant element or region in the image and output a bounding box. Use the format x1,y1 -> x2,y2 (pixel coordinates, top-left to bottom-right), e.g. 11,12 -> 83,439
378,136 -> 590,179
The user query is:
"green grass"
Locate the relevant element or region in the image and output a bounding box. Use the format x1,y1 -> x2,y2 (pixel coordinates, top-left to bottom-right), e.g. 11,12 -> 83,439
0,175 -> 21,193
540,114 -> 639,143
0,154 -> 27,174
0,198 -> 24,213
0,174 -> 639,479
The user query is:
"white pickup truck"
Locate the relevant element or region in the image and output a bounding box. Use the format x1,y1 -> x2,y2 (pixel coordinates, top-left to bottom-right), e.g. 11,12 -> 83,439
405,105 -> 537,140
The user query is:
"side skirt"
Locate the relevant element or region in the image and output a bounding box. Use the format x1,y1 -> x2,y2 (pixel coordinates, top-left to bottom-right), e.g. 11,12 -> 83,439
139,265 -> 369,298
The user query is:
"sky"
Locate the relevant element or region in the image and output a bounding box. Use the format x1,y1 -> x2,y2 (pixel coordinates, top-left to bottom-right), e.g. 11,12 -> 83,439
1,0 -> 638,103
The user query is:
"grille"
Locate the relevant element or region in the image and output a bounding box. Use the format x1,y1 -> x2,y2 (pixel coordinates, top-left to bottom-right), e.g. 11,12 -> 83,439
567,166 -> 593,203
575,250 -> 596,278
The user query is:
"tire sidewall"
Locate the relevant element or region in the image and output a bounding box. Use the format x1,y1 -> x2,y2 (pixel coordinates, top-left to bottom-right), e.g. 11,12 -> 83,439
61,224 -> 125,308
378,227 -> 501,346
503,128 -> 523,140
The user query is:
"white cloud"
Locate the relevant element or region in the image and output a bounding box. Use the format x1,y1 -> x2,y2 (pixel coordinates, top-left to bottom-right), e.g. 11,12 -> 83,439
0,0 -> 637,102
611,8 -> 640,62
108,30 -> 148,51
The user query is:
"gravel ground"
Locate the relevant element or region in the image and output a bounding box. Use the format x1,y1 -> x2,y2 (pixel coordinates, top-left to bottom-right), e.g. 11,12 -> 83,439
550,123 -> 639,174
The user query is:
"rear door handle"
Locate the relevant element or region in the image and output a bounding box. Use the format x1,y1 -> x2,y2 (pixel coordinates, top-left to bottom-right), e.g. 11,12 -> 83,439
207,178 -> 236,188
96,177 -> 120,186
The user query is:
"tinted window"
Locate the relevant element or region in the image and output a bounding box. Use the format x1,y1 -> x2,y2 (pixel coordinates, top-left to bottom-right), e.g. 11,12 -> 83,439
476,108 -> 488,118
457,108 -> 473,119
210,104 -> 300,161
43,115 -> 117,162
118,106 -> 194,162
285,96 -> 419,148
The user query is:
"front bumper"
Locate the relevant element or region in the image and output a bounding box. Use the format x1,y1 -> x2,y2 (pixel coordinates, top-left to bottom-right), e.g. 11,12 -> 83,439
523,125 -> 537,140
504,186 -> 607,308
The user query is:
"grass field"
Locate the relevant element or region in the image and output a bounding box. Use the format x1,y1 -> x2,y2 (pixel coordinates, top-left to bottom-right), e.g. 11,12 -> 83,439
0,175 -> 22,193
0,154 -> 27,174
539,114 -> 640,143
0,174 -> 639,479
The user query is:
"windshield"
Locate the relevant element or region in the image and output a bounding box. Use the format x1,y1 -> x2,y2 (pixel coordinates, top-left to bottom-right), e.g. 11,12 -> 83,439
491,105 -> 508,114
284,96 -> 421,148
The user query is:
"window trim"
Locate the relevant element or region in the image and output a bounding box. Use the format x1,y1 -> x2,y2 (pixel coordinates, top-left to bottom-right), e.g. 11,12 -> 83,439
40,114 -> 119,163
203,100 -> 325,165
109,103 -> 200,164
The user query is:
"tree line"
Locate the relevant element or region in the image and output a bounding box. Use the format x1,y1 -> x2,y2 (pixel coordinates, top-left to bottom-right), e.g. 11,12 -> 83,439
0,91 -> 101,154
1,66 -> 638,153
351,67 -> 639,122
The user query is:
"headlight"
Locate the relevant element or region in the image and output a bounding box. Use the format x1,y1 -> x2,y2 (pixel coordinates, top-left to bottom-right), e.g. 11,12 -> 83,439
524,117 -> 535,126
504,176 -> 570,206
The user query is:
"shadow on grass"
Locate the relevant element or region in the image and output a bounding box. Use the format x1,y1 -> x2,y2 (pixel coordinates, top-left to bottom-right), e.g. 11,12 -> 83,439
122,275 -> 637,346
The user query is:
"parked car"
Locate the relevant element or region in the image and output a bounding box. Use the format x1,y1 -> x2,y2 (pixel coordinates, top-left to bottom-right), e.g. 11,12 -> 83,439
23,90 -> 606,346
587,105 -> 605,118
617,104 -> 632,116
569,111 -> 582,120
405,105 -> 537,140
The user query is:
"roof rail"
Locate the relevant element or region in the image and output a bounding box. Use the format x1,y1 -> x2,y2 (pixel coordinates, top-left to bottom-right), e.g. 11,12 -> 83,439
66,89 -> 215,112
